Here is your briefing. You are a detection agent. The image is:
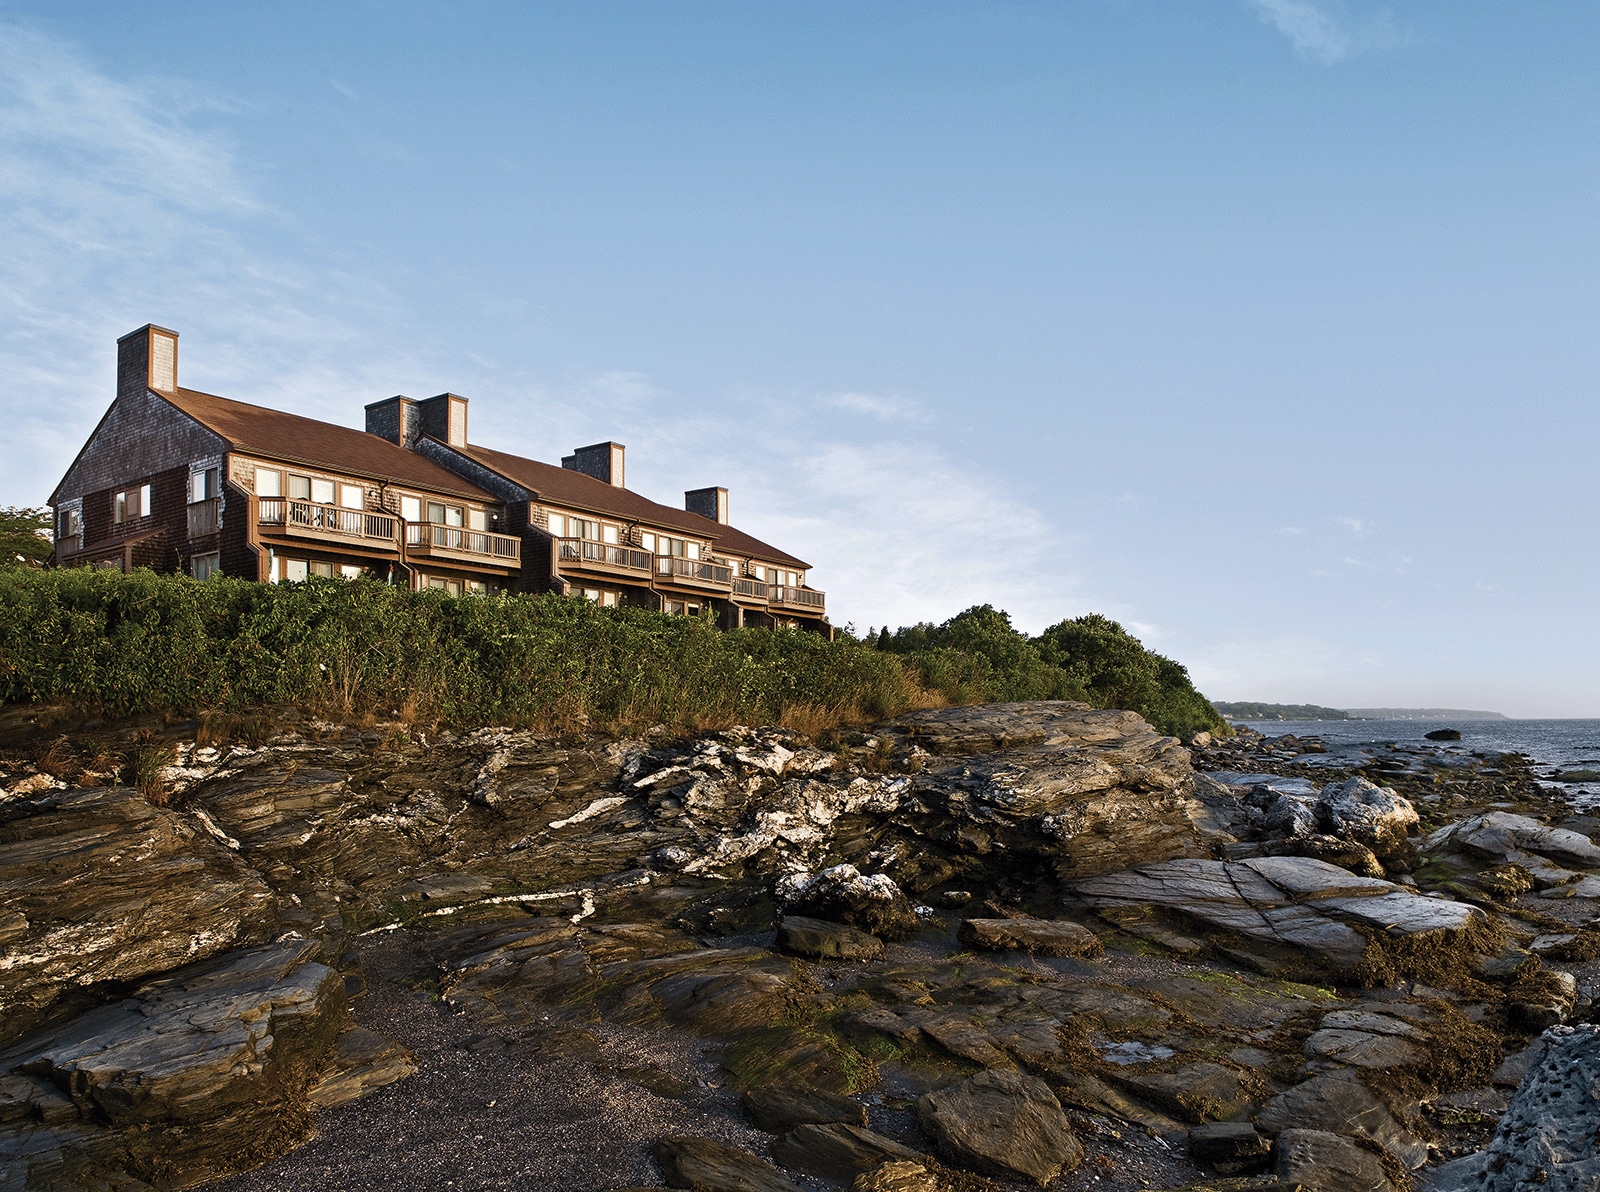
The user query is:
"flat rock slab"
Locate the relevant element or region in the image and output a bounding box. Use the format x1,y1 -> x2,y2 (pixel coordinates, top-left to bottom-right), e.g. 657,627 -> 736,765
743,1084 -> 867,1133
957,917 -> 1104,958
916,1069 -> 1083,1185
652,1135 -> 804,1192
1274,1128 -> 1396,1192
1075,856 -> 1484,973
776,915 -> 884,962
1425,812 -> 1600,868
851,1161 -> 940,1192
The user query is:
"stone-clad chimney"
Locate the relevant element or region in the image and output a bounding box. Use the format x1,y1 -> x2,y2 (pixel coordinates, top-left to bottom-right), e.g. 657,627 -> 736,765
563,442 -> 625,487
117,324 -> 179,399
364,396 -> 421,448
367,393 -> 468,449
685,486 -> 729,524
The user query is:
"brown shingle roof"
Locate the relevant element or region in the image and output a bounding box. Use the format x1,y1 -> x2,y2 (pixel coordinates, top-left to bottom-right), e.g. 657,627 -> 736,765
163,389 -> 496,502
458,442 -> 810,569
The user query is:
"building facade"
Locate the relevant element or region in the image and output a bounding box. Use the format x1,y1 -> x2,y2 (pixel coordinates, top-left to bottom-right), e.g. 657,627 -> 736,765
48,325 -> 828,631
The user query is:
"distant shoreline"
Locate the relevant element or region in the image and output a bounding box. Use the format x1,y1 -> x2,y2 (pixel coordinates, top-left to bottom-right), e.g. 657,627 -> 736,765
1215,701 -> 1508,722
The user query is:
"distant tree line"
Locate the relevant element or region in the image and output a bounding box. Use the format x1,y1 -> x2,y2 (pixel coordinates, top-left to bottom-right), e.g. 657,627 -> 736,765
1213,701 -> 1350,721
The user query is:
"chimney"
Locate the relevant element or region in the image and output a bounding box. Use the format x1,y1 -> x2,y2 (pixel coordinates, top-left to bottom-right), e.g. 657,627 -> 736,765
416,393 -> 469,448
117,324 -> 179,399
562,441 -> 626,487
685,486 -> 729,525
364,396 -> 422,448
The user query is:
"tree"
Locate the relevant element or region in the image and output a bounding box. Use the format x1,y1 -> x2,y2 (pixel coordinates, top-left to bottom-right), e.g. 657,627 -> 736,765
0,507 -> 52,568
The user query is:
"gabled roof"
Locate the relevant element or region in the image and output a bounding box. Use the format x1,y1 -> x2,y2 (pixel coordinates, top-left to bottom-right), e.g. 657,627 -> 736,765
457,442 -> 810,569
162,388 -> 496,502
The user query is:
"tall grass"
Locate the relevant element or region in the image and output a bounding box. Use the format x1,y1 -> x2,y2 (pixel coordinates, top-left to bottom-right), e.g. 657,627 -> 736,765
0,568 -> 918,732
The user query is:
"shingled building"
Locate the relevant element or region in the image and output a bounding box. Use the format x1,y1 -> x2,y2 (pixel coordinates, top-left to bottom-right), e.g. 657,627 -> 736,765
48,325 -> 827,632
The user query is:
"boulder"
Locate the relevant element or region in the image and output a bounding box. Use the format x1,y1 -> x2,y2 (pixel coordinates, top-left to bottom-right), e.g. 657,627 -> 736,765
1075,856 -> 1485,976
1273,1128 -> 1395,1192
1257,1073 -> 1426,1169
1425,812 -> 1600,869
1188,1121 -> 1271,1175
775,915 -> 884,962
777,867 -> 919,941
1424,729 -> 1461,742
1112,1061 -> 1252,1123
770,1123 -> 923,1180
743,1084 -> 867,1133
651,1136 -> 804,1192
956,917 -> 1103,958
1315,776 -> 1419,864
915,1069 -> 1082,1185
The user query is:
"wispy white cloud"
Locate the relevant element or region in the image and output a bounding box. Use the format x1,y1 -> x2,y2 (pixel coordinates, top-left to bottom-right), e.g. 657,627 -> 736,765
823,390 -> 928,424
1245,0 -> 1409,65
1339,516 -> 1364,534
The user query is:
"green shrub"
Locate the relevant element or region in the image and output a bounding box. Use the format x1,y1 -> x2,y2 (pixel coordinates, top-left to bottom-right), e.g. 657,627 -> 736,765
0,570 -> 1222,738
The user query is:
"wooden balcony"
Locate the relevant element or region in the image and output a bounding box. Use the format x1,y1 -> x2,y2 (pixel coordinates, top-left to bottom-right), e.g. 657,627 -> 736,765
187,498 -> 219,538
656,555 -> 733,591
407,522 -> 522,567
730,577 -> 767,600
770,585 -> 825,613
259,498 -> 398,547
557,537 -> 652,578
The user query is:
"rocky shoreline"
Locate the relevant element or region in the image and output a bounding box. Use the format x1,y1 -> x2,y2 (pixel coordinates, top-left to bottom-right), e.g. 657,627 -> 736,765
2,704 -> 1597,1192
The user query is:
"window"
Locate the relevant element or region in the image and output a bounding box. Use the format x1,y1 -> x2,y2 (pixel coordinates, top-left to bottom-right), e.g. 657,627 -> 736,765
340,484 -> 364,511
427,502 -> 444,524
114,491 -> 127,524
581,588 -> 601,602
60,509 -> 81,538
310,478 -> 335,505
750,564 -> 766,581
400,496 -> 421,523
340,564 -> 361,580
192,552 -> 220,581
282,558 -> 308,583
427,577 -> 462,595
640,532 -> 655,552
686,541 -> 700,560
664,600 -> 684,614
445,506 -> 464,528
468,509 -> 487,533
547,513 -> 565,537
189,470 -> 216,504
569,516 -> 601,541
288,475 -> 311,501
256,469 -> 281,498
465,580 -> 487,595
310,561 -> 334,578
685,602 -> 702,616
602,524 -> 619,545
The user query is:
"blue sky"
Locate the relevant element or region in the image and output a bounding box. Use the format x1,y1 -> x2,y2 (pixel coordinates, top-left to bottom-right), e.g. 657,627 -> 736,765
1,2 -> 1596,715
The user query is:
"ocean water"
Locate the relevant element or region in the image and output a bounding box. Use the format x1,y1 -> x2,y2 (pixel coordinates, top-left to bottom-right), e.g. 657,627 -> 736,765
1230,717 -> 1600,809
1230,718 -> 1600,771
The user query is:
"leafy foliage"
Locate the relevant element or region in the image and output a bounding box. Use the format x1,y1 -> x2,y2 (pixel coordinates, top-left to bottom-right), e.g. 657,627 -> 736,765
873,605 -> 1224,739
0,507 -> 52,568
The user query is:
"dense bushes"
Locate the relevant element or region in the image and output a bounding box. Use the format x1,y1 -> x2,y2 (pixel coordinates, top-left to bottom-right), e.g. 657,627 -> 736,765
870,605 -> 1224,740
0,570 -> 1224,738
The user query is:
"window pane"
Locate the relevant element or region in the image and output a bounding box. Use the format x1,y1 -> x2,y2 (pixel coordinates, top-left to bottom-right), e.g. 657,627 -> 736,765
310,478 -> 335,504
114,492 -> 126,523
256,469 -> 281,498
190,473 -> 205,504
284,558 -> 308,582
687,542 -> 700,560
445,506 -> 464,527
548,513 -> 565,537
641,533 -> 655,552
468,509 -> 487,532
427,503 -> 445,524
428,577 -> 447,590
289,475 -> 311,501
602,524 -> 618,545
140,485 -> 152,517
341,484 -> 364,510
401,496 -> 421,522
340,564 -> 360,579
310,561 -> 334,577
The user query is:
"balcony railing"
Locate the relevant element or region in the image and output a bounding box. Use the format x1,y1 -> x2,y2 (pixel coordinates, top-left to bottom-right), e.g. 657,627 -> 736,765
557,538 -> 651,573
259,498 -> 397,544
406,522 -> 521,564
656,555 -> 733,589
187,498 -> 219,538
770,585 -> 826,611
731,577 -> 767,599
